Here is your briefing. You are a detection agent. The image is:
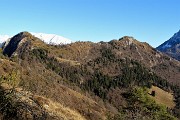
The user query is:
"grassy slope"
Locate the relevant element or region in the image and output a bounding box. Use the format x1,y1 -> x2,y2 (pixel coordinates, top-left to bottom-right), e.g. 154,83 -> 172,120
0,83 -> 86,120
149,86 -> 175,108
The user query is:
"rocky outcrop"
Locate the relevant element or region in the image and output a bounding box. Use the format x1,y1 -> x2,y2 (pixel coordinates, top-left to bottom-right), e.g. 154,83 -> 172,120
3,32 -> 33,57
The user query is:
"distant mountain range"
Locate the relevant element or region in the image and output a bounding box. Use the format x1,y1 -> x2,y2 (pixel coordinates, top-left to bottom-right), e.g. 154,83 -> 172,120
157,30 -> 180,60
0,32 -> 72,47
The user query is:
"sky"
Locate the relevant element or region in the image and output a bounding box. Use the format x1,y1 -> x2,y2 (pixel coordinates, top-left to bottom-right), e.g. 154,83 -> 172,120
0,0 -> 180,47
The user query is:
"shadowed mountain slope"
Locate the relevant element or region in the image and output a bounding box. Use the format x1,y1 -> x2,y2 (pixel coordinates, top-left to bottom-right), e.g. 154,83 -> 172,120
157,30 -> 180,61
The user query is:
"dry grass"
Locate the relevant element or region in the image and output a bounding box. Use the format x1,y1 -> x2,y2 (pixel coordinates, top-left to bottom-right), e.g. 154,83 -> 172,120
56,57 -> 81,66
148,86 -> 175,108
33,95 -> 86,120
0,59 -> 19,75
50,84 -> 108,120
1,83 -> 87,120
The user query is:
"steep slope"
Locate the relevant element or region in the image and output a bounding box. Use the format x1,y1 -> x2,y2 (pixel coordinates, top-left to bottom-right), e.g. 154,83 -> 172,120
1,32 -> 180,119
157,30 -> 180,60
3,32 -> 33,57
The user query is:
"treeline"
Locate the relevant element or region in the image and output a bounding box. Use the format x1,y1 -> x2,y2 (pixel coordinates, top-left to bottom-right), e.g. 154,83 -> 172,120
82,58 -> 171,99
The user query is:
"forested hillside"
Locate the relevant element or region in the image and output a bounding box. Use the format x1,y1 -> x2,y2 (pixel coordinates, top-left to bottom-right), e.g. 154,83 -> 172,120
0,32 -> 179,119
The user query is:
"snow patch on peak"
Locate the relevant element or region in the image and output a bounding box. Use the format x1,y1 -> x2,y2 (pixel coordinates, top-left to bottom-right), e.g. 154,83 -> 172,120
162,43 -> 172,49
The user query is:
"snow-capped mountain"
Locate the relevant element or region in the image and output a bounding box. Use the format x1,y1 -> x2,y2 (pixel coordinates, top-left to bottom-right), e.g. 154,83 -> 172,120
156,30 -> 180,60
0,35 -> 10,47
31,32 -> 72,45
0,32 -> 72,48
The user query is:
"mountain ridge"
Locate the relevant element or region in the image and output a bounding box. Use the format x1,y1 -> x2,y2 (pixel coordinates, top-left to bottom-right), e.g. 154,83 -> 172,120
0,31 -> 180,119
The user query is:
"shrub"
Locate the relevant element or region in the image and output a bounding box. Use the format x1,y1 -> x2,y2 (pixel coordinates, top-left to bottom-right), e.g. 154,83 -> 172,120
125,87 -> 177,120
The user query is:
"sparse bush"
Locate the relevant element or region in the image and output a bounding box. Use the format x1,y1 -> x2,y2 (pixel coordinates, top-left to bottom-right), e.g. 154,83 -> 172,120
0,71 -> 19,119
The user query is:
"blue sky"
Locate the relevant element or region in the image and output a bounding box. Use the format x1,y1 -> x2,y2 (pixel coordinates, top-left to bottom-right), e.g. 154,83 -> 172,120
0,0 -> 180,47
